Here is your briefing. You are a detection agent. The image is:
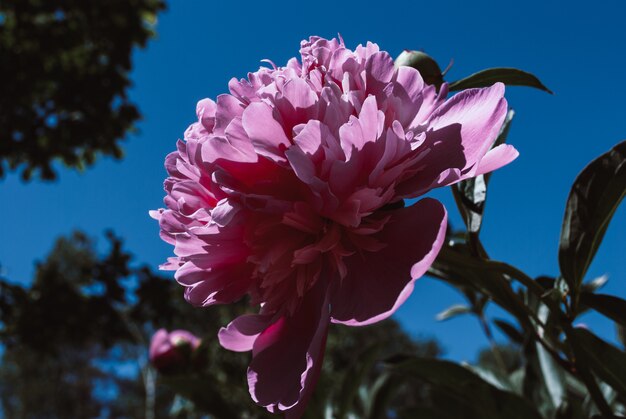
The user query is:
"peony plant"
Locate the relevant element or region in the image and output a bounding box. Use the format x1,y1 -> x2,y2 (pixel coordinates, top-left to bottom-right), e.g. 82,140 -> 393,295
152,37 -> 626,418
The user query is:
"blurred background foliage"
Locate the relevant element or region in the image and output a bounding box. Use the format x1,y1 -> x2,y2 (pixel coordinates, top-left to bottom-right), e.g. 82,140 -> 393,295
0,0 -> 165,180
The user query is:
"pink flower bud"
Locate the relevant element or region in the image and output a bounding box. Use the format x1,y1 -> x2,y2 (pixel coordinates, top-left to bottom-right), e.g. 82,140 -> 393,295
149,329 -> 201,374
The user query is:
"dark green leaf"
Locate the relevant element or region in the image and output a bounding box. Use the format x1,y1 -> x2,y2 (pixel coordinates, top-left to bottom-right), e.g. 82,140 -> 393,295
536,342 -> 566,409
453,174 -> 487,234
567,328 -> 626,396
559,140 -> 626,306
582,275 -> 609,293
493,319 -> 524,344
522,339 -> 562,417
436,304 -> 471,321
466,363 -> 514,391
386,356 -> 542,419
580,293 -> 626,327
449,68 -> 552,93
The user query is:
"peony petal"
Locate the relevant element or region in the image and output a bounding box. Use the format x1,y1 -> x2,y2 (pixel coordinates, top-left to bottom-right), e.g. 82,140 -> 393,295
218,314 -> 274,352
242,102 -> 291,163
211,198 -> 241,227
214,94 -> 244,134
248,280 -> 330,415
196,98 -> 217,131
365,51 -> 394,90
474,143 -> 519,176
427,82 -> 508,175
183,264 -> 252,306
281,78 -> 318,111
331,198 -> 447,325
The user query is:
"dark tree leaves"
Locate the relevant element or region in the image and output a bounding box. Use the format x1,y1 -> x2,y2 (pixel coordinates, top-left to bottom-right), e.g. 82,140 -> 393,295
449,68 -> 553,94
559,140 -> 626,307
0,0 -> 166,180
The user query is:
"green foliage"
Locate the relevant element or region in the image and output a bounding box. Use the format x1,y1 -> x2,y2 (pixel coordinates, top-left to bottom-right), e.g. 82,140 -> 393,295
387,356 -> 542,419
430,59 -> 626,416
580,293 -> 626,328
0,0 -> 166,180
448,67 -> 553,93
567,328 -> 626,399
559,140 -> 626,309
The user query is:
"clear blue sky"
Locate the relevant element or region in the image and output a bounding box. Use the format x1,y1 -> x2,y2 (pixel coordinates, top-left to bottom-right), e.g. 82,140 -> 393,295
2,0 -> 625,361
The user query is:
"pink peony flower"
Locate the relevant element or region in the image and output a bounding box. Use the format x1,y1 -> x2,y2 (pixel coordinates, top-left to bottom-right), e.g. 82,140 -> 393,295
149,329 -> 201,374
151,36 -> 517,417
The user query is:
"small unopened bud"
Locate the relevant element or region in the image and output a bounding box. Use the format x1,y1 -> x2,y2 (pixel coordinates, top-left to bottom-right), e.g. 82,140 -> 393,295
149,329 -> 201,374
394,50 -> 444,88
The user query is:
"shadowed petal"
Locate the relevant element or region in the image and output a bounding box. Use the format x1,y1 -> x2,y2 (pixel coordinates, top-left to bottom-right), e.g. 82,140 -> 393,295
248,280 -> 330,416
331,198 -> 447,325
218,314 -> 274,352
427,82 -> 508,175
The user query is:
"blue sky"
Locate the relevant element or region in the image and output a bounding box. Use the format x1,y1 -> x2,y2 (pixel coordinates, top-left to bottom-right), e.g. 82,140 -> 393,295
1,0 -> 625,361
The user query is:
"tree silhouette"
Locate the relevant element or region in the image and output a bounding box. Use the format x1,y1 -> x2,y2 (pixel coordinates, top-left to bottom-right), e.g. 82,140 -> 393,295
0,0 -> 166,180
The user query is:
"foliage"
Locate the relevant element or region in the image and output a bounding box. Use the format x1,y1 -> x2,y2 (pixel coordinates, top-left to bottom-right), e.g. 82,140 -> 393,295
0,0 -> 166,180
400,55 -> 626,417
428,105 -> 626,416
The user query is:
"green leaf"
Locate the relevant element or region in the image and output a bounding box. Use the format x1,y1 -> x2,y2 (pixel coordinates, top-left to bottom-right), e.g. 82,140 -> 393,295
580,293 -> 626,327
453,174 -> 487,234
448,68 -> 552,93
436,304 -> 471,321
465,363 -> 514,391
386,356 -> 542,419
536,342 -> 566,409
559,140 -> 626,306
493,319 -> 524,344
567,328 -> 626,396
581,275 -> 609,293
